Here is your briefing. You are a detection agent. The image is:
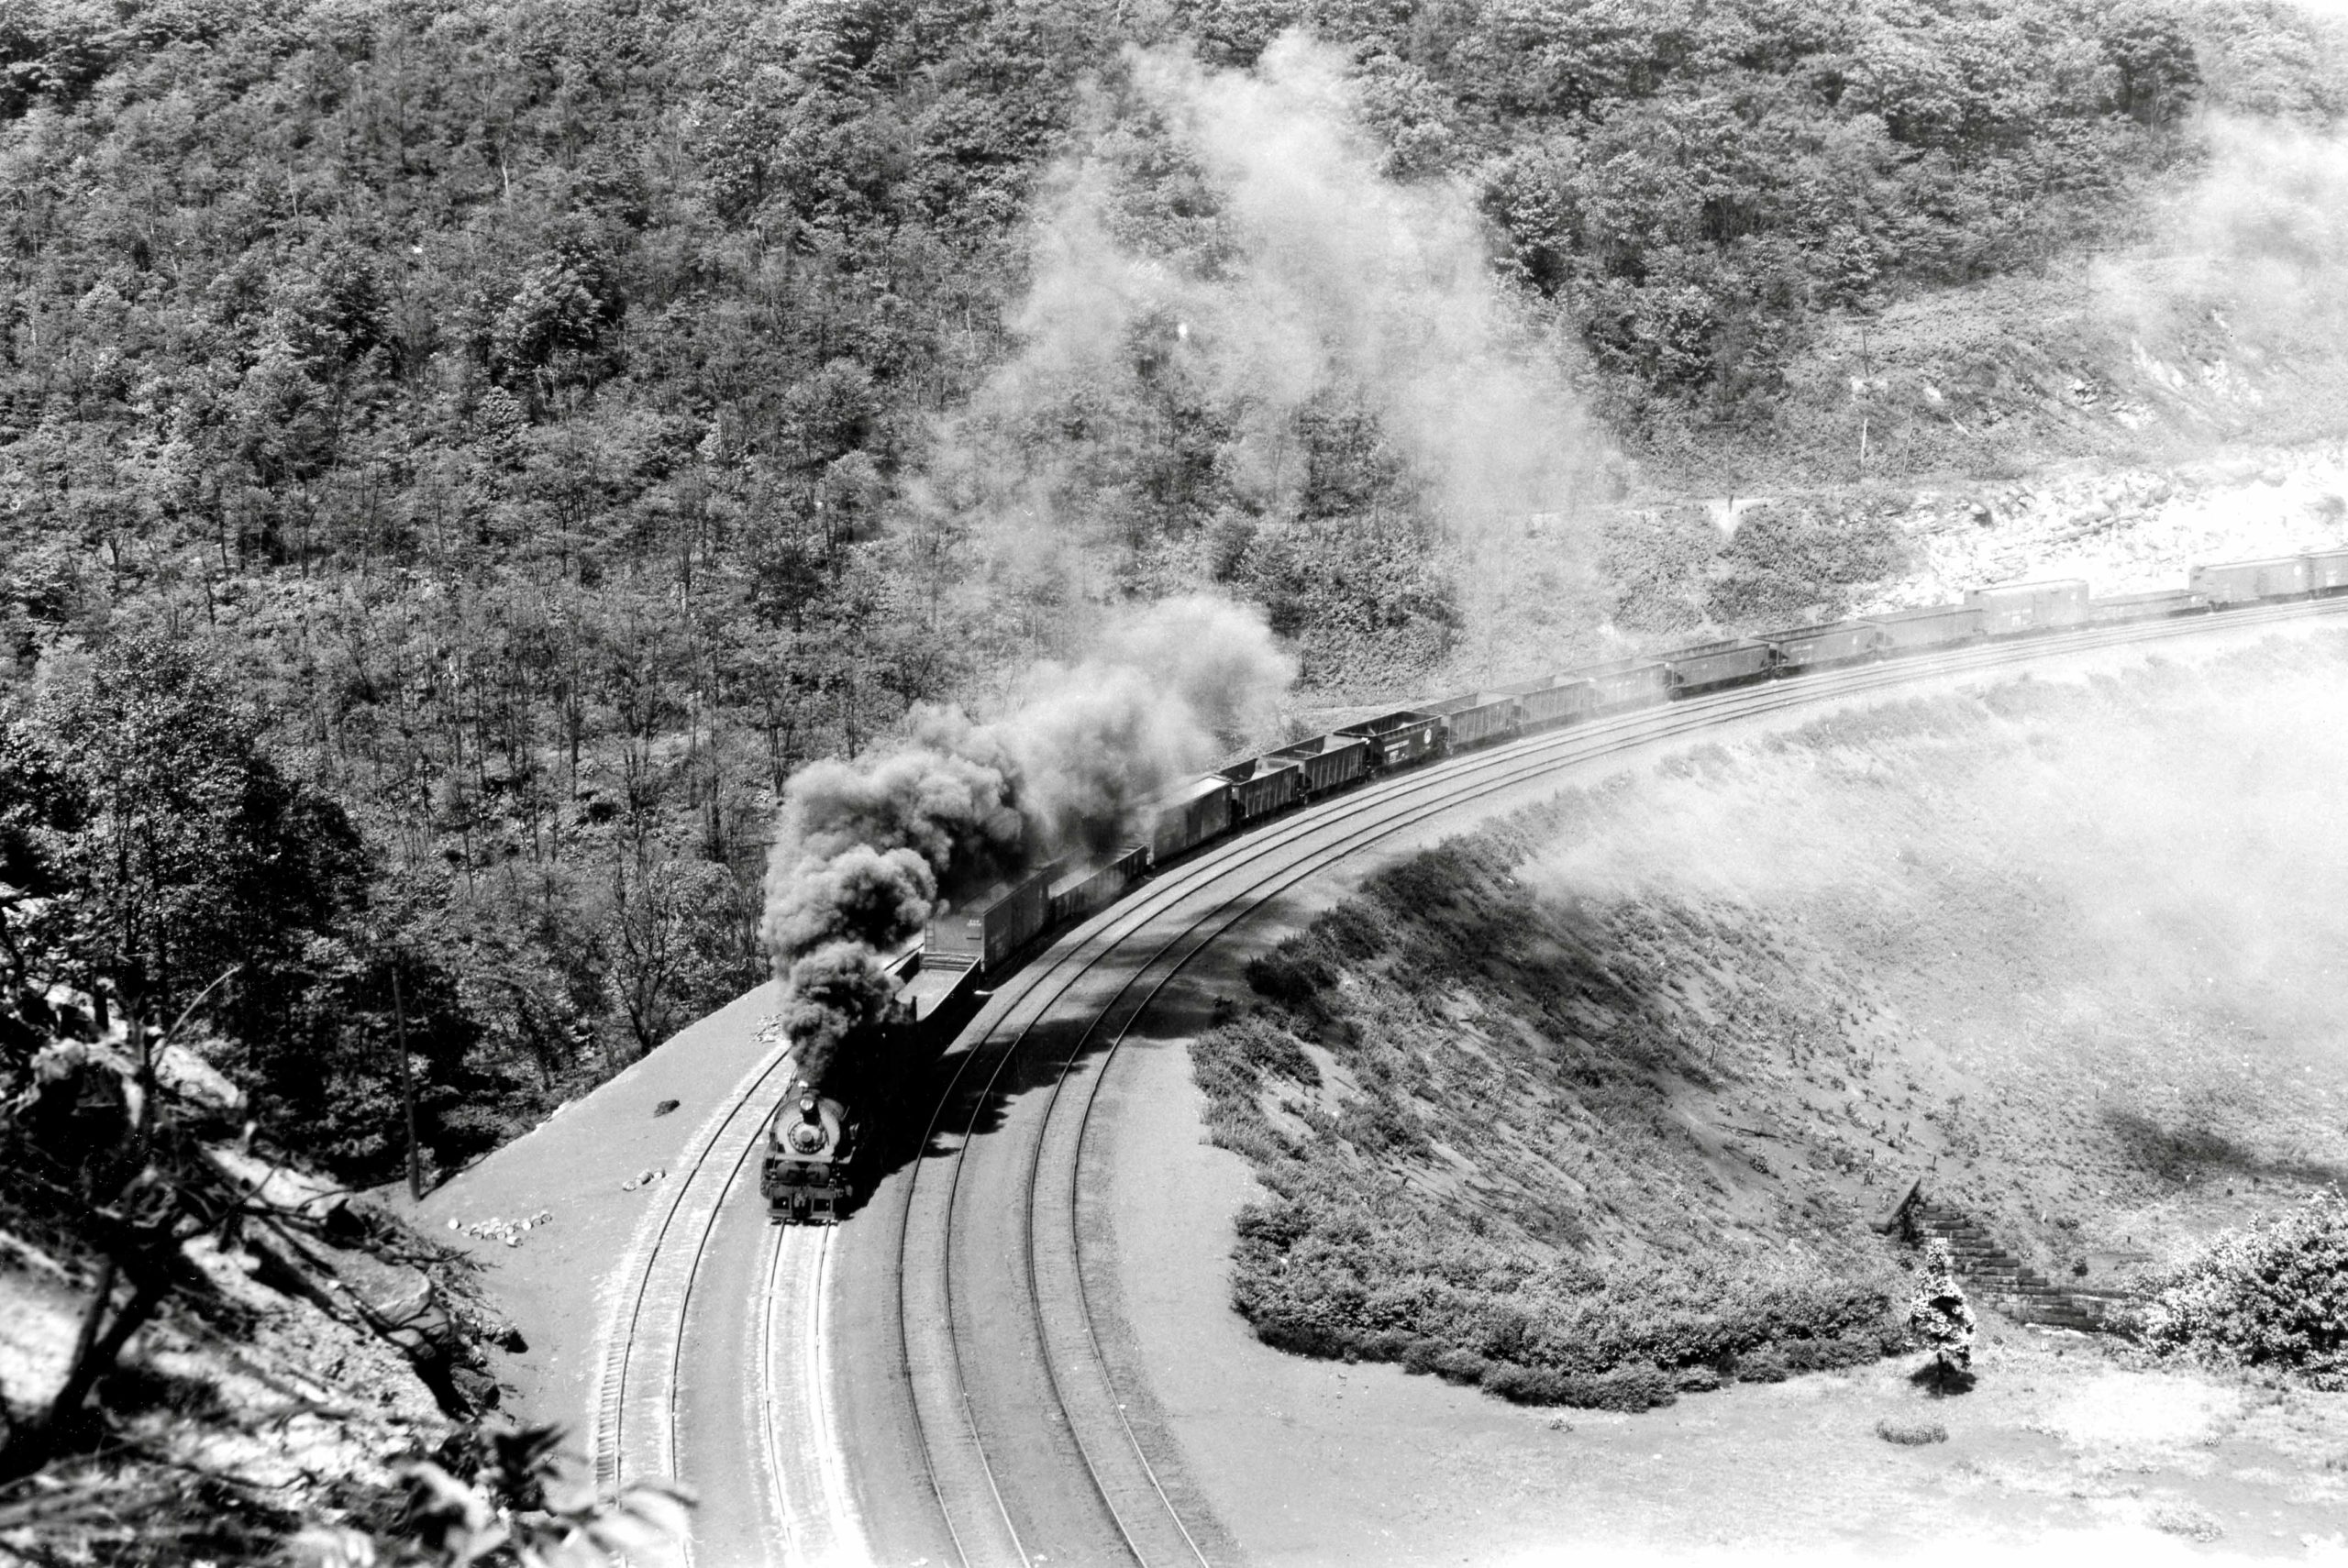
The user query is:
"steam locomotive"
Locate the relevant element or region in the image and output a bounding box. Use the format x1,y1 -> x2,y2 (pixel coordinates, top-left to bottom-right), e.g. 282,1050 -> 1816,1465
760,549 -> 2348,1221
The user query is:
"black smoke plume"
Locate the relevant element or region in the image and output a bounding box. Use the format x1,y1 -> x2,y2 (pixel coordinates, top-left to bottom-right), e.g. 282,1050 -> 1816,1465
762,594 -> 1292,1089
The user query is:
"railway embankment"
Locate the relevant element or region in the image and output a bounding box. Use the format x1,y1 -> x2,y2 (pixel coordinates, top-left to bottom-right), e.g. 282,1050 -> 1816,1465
1202,637 -> 2348,1403
1117,628 -> 2348,1559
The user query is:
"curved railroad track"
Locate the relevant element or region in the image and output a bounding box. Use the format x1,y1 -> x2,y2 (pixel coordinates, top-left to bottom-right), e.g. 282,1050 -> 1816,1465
591,600 -> 2348,1567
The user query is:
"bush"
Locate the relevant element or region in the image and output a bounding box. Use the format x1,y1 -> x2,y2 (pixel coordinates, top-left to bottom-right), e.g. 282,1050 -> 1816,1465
1481,1363 -> 1571,1404
1874,1418 -> 1947,1446
2141,1191 -> 2348,1388
2147,1501 -> 2224,1542
1252,1313 -> 1351,1361
1732,1346 -> 1790,1384
1234,1200 -> 1310,1252
1245,945 -> 1334,1010
1569,1366 -> 1677,1413
1431,1348 -> 1490,1386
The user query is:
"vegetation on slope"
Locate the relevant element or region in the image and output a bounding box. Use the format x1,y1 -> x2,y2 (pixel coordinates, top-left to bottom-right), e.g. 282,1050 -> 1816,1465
5,0 -> 2347,1181
1195,635 -> 2348,1401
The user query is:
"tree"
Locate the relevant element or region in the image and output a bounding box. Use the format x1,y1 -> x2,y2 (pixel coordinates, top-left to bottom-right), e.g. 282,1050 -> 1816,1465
1907,1238 -> 1977,1390
1,628 -> 371,1035
600,856 -> 762,1060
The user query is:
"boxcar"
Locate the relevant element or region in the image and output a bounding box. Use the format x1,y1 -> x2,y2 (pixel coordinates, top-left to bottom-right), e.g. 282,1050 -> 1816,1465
2192,557 -> 2312,605
1865,604 -> 1984,654
1965,580 -> 2089,635
1269,734 -> 1369,797
1579,658 -> 1671,712
2307,548 -> 2348,594
1502,675 -> 1600,731
1147,777 -> 1234,864
926,865 -> 1055,972
1427,690 -> 1523,751
1663,640 -> 1774,695
1767,621 -> 1882,672
1338,710 -> 1444,770
2088,588 -> 2208,624
1047,844 -> 1148,926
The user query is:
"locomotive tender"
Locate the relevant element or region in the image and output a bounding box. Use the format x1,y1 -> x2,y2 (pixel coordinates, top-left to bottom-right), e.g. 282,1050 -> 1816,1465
764,550 -> 2345,1221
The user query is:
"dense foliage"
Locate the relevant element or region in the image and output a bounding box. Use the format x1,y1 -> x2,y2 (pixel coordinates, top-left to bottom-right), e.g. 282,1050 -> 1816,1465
4,0 -> 2345,1175
2141,1190 -> 2348,1387
1194,806 -> 1913,1407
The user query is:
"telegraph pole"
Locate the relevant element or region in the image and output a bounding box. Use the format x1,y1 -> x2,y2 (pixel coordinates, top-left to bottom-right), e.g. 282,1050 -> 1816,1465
391,963 -> 424,1201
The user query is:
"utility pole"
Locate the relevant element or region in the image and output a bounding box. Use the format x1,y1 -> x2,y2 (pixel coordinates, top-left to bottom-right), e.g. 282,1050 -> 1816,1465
392,963 -> 424,1201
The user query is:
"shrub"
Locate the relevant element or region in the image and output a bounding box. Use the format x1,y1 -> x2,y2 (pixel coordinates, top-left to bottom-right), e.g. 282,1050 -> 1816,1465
1733,1346 -> 1790,1384
1481,1363 -> 1571,1404
1234,1200 -> 1310,1252
1431,1348 -> 1490,1386
2141,1191 -> 2348,1389
1674,1365 -> 1722,1393
1563,1365 -> 1678,1412
1908,1240 -> 1977,1380
1252,1313 -> 1351,1361
1874,1418 -> 1947,1446
1401,1339 -> 1445,1375
2147,1501 -> 2224,1542
1246,945 -> 1333,1010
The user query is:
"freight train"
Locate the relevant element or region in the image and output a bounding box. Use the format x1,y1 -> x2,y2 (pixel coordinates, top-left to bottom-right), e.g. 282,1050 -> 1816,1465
760,549 -> 2348,1220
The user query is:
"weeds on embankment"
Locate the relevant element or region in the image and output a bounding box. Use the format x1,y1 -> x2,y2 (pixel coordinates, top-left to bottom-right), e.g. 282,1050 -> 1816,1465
1195,635 -> 2348,1408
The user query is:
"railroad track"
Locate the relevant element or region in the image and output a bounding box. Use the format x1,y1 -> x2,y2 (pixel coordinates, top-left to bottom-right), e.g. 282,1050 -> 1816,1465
589,599 -> 2348,1566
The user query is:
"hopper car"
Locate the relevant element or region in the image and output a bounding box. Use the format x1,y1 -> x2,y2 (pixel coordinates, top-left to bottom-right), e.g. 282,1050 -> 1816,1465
768,547 -> 2348,1220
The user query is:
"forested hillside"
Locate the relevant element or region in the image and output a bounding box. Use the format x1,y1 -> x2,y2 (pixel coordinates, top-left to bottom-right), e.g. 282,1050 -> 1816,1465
4,0 -> 2346,1185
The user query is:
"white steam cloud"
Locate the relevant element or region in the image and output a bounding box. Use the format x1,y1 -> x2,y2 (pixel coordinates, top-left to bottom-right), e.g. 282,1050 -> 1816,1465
927,32 -> 1605,600
2097,112 -> 2348,352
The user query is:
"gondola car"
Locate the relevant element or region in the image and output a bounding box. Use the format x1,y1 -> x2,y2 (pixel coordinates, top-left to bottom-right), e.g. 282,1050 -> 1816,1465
1338,711 -> 1445,771
1269,733 -> 1369,799
1502,673 -> 1600,731
1219,756 -> 1304,824
1966,580 -> 2089,635
1580,657 -> 1671,712
1663,639 -> 1774,695
1865,603 -> 1984,654
1147,776 -> 1233,864
1048,845 -> 1148,926
1426,690 -> 1523,751
1767,621 -> 1883,673
2088,588 -> 2207,624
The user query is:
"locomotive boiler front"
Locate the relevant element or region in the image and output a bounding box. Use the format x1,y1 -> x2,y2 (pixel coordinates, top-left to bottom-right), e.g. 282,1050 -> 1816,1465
762,1083 -> 855,1223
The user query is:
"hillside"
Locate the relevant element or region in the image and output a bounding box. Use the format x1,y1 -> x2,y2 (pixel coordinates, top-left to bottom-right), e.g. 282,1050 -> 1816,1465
1199,633 -> 2348,1399
7,0 -> 2348,1195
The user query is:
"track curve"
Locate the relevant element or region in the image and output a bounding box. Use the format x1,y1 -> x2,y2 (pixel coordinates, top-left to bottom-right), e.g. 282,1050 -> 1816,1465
591,600 -> 2348,1567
